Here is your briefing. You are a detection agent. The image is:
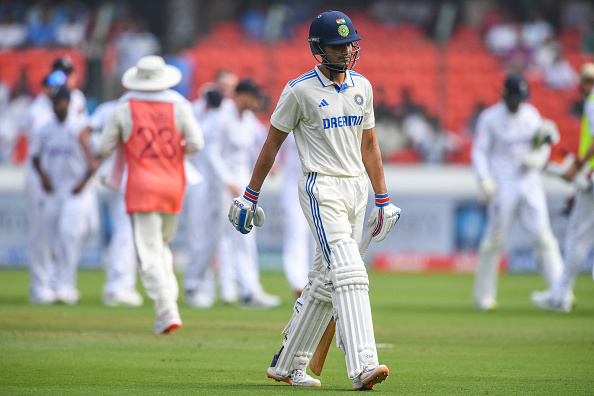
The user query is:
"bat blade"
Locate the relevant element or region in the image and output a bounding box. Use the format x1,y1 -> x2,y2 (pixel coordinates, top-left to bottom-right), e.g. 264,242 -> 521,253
309,224 -> 375,376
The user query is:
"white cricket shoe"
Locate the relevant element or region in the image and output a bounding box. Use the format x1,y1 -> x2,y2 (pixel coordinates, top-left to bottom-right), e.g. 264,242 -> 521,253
531,290 -> 571,313
103,290 -> 143,307
475,300 -> 497,312
185,290 -> 214,309
267,367 -> 321,387
30,289 -> 56,305
241,291 -> 281,309
353,364 -> 389,391
154,309 -> 182,334
55,289 -> 79,305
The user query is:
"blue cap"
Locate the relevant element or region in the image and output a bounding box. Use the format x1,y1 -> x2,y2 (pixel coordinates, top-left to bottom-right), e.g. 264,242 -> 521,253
308,10 -> 361,50
503,73 -> 529,100
45,71 -> 67,87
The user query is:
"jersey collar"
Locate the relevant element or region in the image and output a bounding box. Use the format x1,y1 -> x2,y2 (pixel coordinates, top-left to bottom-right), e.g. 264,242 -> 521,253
314,65 -> 355,93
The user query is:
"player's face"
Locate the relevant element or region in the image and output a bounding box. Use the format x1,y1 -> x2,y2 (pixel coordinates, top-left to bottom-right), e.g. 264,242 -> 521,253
504,96 -> 522,113
579,78 -> 594,97
323,43 -> 354,67
53,99 -> 69,121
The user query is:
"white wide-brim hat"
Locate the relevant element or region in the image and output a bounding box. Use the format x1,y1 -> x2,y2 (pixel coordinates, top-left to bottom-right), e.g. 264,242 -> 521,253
122,55 -> 182,91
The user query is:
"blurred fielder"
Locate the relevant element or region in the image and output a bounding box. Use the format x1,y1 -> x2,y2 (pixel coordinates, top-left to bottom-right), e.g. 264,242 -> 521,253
183,88 -> 225,308
30,85 -> 98,305
90,99 -> 143,307
471,73 -> 563,311
228,10 -> 400,390
97,56 -> 204,334
26,69 -> 88,304
532,63 -> 594,312
215,80 -> 281,308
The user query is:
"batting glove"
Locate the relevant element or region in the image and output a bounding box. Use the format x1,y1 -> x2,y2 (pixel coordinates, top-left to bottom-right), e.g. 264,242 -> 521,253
367,193 -> 401,242
228,187 -> 265,234
478,175 -> 497,202
523,149 -> 549,171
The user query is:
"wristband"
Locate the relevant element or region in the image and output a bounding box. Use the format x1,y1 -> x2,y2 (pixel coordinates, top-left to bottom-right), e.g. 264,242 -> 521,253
375,193 -> 390,207
243,187 -> 260,204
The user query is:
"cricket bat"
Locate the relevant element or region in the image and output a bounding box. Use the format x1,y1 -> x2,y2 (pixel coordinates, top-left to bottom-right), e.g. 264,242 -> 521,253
309,225 -> 375,376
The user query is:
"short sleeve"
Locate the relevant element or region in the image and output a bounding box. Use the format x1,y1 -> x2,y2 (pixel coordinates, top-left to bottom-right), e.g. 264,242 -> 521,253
362,83 -> 375,130
270,84 -> 301,133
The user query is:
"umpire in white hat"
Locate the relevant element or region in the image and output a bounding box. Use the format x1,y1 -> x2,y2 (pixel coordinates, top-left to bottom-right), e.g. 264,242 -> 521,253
96,55 -> 204,334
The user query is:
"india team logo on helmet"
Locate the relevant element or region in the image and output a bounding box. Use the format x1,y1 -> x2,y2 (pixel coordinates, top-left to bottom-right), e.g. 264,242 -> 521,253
338,24 -> 349,37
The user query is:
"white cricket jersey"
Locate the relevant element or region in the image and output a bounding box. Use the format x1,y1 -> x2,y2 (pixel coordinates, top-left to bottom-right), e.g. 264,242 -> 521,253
29,116 -> 90,198
471,101 -> 543,180
271,65 -> 375,177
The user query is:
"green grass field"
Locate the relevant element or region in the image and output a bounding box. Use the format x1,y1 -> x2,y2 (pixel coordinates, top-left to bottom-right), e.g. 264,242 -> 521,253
0,269 -> 593,395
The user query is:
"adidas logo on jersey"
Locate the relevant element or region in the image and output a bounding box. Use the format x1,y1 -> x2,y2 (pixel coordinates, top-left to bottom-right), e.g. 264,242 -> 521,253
319,99 -> 329,107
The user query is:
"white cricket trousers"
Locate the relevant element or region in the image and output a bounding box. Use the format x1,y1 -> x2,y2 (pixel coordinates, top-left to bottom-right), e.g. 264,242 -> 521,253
183,180 -> 224,299
552,189 -> 594,300
26,167 -> 54,299
474,174 -> 562,307
298,172 -> 368,264
100,187 -> 137,296
43,188 -> 97,296
131,212 -> 179,316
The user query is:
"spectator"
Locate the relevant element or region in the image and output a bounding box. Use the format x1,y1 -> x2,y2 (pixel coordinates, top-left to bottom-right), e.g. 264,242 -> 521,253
484,12 -> 520,56
26,3 -> 57,47
0,72 -> 32,163
522,10 -> 554,50
113,17 -> 161,80
55,5 -> 87,48
0,11 -> 27,49
543,47 -> 579,90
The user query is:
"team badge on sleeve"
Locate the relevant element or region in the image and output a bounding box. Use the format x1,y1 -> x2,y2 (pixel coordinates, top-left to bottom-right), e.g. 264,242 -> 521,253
338,25 -> 349,37
354,93 -> 364,106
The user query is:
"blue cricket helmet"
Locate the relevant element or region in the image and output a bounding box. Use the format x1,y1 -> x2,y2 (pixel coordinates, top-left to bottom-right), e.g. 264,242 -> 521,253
503,73 -> 530,100
308,11 -> 361,72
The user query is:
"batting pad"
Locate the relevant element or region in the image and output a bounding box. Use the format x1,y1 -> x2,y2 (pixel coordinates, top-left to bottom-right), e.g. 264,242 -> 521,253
538,230 -> 563,287
274,278 -> 333,377
330,239 -> 379,379
473,234 -> 503,309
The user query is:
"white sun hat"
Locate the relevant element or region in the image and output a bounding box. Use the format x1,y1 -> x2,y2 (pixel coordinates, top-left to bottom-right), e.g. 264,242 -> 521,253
122,55 -> 182,91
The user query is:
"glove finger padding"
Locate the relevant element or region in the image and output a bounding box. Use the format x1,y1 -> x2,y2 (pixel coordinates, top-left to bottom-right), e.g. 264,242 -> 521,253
229,196 -> 255,234
369,204 -> 401,242
253,206 -> 265,227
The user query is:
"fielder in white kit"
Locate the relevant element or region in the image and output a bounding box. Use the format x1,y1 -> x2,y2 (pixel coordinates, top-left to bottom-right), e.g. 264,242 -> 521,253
26,70 -> 88,304
30,85 -> 98,305
228,11 -> 401,390
216,80 -> 281,308
471,73 -> 563,311
183,89 -> 225,308
90,99 -> 143,307
532,63 -> 594,312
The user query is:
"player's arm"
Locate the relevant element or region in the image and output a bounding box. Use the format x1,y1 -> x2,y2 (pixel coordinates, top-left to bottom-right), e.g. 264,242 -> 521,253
361,127 -> 387,194
361,127 -> 401,242
78,126 -> 101,173
178,102 -> 204,156
96,105 -> 124,159
471,114 -> 497,200
32,156 -> 52,192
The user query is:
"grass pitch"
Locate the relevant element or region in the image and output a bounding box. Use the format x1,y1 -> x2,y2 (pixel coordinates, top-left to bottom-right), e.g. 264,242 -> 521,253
0,269 -> 593,395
